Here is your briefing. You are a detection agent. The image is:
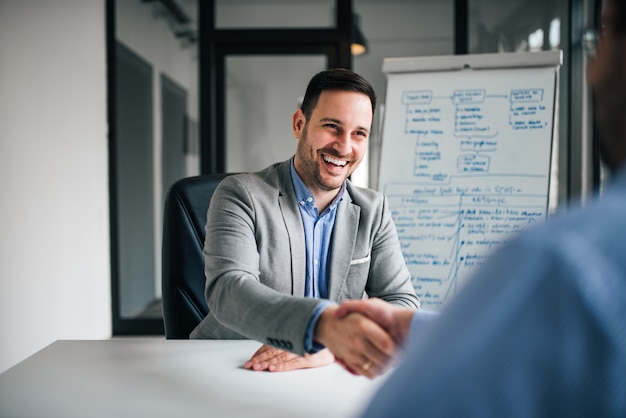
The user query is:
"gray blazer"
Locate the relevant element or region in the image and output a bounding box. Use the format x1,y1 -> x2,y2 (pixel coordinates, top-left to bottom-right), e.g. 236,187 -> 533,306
190,159 -> 419,354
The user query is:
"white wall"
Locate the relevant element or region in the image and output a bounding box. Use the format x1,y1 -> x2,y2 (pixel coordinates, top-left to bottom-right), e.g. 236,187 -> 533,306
0,0 -> 111,373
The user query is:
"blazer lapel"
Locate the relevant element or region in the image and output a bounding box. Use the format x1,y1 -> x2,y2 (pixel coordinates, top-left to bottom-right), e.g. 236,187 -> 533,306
276,161 -> 306,297
329,193 -> 359,299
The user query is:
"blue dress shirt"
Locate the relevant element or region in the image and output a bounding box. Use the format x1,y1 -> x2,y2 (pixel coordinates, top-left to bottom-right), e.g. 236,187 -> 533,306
361,167 -> 626,417
290,159 -> 345,298
290,160 -> 344,351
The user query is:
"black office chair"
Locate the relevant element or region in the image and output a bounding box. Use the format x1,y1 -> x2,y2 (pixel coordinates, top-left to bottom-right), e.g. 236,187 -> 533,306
162,173 -> 231,339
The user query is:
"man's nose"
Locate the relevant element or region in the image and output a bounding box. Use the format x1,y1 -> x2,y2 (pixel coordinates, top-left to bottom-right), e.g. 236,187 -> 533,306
333,132 -> 352,155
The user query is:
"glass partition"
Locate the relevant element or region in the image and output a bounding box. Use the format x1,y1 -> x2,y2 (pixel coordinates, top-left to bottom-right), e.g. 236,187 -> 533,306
112,0 -> 199,332
216,0 -> 335,29
225,55 -> 327,173
469,0 -> 570,212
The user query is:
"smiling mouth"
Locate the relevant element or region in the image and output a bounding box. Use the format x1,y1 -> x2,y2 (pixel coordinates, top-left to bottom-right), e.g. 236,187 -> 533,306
322,154 -> 348,167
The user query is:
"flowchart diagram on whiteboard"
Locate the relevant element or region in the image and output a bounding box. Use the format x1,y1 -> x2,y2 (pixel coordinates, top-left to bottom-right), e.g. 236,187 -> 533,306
378,51 -> 562,310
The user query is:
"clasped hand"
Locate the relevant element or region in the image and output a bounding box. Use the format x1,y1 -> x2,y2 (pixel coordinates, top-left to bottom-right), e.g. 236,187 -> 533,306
315,302 -> 412,378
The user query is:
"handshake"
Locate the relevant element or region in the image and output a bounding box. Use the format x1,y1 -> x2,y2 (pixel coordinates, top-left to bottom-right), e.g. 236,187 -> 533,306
314,298 -> 418,379
244,298 -> 429,378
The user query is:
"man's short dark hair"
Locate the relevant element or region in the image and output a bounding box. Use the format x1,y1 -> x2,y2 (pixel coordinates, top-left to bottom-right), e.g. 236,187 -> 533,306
300,68 -> 377,120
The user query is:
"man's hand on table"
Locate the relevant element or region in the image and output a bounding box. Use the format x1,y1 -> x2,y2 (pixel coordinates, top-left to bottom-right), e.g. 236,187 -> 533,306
244,344 -> 334,372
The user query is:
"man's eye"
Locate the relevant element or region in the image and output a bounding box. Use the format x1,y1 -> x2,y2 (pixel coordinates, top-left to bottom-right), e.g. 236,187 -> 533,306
324,124 -> 342,133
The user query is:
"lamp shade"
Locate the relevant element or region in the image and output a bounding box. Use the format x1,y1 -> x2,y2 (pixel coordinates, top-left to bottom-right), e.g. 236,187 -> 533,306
351,14 -> 368,55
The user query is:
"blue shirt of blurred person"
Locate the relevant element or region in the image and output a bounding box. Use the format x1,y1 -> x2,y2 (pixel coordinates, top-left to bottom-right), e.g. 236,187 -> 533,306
362,167 -> 626,418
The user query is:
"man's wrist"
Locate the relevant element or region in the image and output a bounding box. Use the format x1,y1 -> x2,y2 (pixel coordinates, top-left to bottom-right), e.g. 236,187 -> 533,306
313,305 -> 338,348
305,302 -> 335,353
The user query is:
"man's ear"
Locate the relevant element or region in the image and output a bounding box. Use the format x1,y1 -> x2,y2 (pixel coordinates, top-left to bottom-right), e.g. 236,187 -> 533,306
292,109 -> 306,139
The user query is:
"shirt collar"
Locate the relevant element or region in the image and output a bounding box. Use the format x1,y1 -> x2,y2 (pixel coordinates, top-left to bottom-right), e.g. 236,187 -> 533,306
290,157 -> 346,212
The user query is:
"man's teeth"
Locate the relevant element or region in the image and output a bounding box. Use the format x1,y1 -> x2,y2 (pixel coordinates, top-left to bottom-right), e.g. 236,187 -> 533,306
323,155 -> 347,166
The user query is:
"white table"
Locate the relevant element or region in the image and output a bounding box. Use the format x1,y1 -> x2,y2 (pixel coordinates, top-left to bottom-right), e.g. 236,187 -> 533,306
0,339 -> 388,418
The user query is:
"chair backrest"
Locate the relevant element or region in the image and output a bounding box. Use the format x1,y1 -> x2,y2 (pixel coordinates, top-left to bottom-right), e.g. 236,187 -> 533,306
162,173 -> 231,339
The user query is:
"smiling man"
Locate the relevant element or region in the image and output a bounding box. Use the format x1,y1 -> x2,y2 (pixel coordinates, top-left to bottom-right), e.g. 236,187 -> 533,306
190,68 -> 419,376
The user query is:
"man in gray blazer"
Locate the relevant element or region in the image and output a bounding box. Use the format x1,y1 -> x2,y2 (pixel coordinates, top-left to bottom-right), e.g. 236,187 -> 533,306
190,68 -> 419,375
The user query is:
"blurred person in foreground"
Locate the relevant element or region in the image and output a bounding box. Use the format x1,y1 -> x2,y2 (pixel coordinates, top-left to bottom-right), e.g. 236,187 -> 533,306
330,0 -> 626,415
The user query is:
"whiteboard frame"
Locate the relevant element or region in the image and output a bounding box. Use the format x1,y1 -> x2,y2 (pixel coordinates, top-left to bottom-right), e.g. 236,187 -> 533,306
383,50 -> 563,74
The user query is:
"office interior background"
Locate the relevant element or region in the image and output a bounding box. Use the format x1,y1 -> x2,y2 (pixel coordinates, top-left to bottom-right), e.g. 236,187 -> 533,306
0,0 -> 598,373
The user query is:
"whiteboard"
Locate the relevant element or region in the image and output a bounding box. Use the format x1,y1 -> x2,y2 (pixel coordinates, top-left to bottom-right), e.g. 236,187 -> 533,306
378,51 -> 562,310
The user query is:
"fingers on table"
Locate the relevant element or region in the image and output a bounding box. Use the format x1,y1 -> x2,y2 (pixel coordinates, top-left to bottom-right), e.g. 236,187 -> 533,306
245,346 -> 290,371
